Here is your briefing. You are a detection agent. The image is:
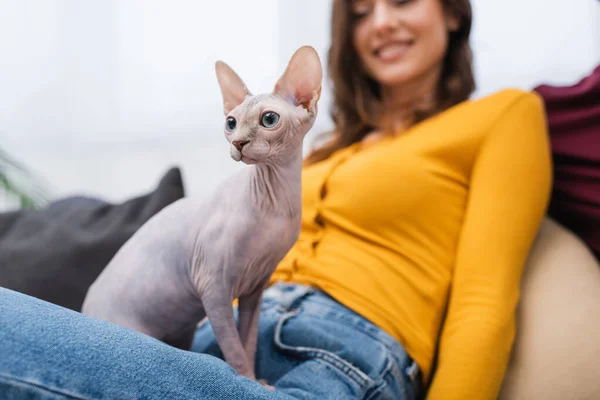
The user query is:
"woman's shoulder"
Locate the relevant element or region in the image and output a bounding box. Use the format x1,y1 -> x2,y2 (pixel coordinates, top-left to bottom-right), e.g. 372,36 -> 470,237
461,88 -> 545,122
474,87 -> 543,109
431,88 -> 546,138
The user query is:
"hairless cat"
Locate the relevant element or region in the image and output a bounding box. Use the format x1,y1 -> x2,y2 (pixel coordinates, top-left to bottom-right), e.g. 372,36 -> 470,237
82,46 -> 323,384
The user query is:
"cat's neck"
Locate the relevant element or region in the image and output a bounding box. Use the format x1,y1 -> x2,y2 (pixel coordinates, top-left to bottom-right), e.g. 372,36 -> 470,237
247,150 -> 303,218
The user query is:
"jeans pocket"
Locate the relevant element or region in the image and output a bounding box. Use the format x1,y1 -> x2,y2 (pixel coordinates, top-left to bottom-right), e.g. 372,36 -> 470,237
273,310 -> 402,398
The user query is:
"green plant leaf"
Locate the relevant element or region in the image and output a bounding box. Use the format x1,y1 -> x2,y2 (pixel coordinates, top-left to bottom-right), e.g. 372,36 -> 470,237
0,147 -> 50,209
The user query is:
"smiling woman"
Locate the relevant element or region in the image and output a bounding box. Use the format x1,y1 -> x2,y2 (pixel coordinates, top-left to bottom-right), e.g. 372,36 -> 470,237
304,0 -> 474,165
266,0 -> 551,399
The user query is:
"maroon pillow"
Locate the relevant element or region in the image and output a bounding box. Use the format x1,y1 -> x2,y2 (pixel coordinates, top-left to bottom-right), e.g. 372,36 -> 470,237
534,64 -> 600,260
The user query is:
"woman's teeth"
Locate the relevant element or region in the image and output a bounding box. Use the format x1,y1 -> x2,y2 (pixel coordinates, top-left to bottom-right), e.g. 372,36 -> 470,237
376,43 -> 410,61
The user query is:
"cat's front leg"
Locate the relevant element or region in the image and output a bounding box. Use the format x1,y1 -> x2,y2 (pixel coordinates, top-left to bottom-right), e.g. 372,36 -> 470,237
239,289 -> 275,390
238,289 -> 263,373
201,287 -> 255,380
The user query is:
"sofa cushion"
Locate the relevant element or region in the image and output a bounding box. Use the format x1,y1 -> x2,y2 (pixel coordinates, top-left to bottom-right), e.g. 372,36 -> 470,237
0,167 -> 185,311
499,218 -> 600,400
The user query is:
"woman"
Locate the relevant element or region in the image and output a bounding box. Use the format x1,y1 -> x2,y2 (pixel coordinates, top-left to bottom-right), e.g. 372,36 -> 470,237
0,0 -> 562,399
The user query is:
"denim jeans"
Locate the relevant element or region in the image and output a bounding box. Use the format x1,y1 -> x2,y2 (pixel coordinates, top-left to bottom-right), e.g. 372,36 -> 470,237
0,283 -> 422,399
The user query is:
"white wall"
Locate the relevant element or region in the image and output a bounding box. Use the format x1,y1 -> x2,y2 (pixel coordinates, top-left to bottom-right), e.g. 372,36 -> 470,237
277,0 -> 335,151
0,0 -> 282,207
470,0 -> 600,96
1,0 -> 599,209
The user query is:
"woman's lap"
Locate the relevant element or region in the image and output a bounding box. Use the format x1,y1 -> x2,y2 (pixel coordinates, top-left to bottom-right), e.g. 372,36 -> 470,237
193,283 -> 422,400
0,283 -> 420,399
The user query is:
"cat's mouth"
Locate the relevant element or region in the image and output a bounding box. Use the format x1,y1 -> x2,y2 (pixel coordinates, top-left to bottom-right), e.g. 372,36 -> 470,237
241,155 -> 259,165
230,149 -> 259,164
231,140 -> 269,164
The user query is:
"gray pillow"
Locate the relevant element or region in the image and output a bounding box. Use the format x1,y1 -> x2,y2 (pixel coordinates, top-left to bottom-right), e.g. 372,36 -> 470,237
0,167 -> 185,311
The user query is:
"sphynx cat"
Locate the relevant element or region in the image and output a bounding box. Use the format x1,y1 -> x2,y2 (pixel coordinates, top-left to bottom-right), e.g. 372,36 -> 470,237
82,46 -> 322,383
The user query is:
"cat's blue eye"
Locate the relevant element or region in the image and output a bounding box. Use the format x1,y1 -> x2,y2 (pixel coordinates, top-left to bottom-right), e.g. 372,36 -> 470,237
260,112 -> 280,128
225,117 -> 236,132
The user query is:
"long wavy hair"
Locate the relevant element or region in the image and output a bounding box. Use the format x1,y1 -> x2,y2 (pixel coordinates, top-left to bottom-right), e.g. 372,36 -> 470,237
304,0 -> 475,165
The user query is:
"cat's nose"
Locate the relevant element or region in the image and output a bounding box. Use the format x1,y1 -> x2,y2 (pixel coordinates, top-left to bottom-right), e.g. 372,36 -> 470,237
232,140 -> 250,152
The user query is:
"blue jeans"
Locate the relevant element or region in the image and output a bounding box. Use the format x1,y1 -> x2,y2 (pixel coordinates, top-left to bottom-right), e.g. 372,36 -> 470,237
0,283 -> 422,399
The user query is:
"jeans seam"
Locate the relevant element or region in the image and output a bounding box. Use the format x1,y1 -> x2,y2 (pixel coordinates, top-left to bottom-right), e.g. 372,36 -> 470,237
389,356 -> 411,400
363,355 -> 393,400
0,373 -> 90,400
300,303 -> 404,358
274,311 -> 374,389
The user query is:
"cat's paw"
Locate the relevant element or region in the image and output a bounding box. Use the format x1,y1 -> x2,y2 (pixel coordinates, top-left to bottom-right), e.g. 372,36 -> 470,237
257,379 -> 275,390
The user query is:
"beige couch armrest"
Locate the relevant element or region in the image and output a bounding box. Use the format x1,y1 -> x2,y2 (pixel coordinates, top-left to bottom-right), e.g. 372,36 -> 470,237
499,217 -> 600,400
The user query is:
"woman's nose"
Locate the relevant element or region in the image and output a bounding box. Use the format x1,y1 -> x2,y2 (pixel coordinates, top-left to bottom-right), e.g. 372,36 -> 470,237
372,2 -> 398,35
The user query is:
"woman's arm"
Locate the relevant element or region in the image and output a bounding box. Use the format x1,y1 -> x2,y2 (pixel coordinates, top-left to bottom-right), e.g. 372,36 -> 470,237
426,92 -> 552,399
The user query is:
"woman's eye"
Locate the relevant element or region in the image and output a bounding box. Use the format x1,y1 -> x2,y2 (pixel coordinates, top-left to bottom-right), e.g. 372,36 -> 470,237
352,0 -> 411,17
225,117 -> 236,132
351,1 -> 371,18
260,112 -> 280,128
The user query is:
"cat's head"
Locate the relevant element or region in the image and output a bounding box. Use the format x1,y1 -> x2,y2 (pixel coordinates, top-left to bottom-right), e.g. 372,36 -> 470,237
215,46 -> 322,165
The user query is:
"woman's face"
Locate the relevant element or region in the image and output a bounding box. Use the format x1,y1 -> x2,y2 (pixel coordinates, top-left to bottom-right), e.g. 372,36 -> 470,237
351,0 -> 458,88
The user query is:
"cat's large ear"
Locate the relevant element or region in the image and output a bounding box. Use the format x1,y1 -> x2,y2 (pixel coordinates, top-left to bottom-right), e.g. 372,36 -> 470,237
273,46 -> 323,114
215,61 -> 252,114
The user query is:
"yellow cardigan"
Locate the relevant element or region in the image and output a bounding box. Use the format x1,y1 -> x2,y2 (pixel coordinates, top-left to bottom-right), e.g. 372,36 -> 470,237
270,89 -> 552,399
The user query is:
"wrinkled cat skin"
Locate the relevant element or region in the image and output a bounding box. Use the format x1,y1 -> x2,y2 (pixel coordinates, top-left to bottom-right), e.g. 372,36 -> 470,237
82,46 -> 323,382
